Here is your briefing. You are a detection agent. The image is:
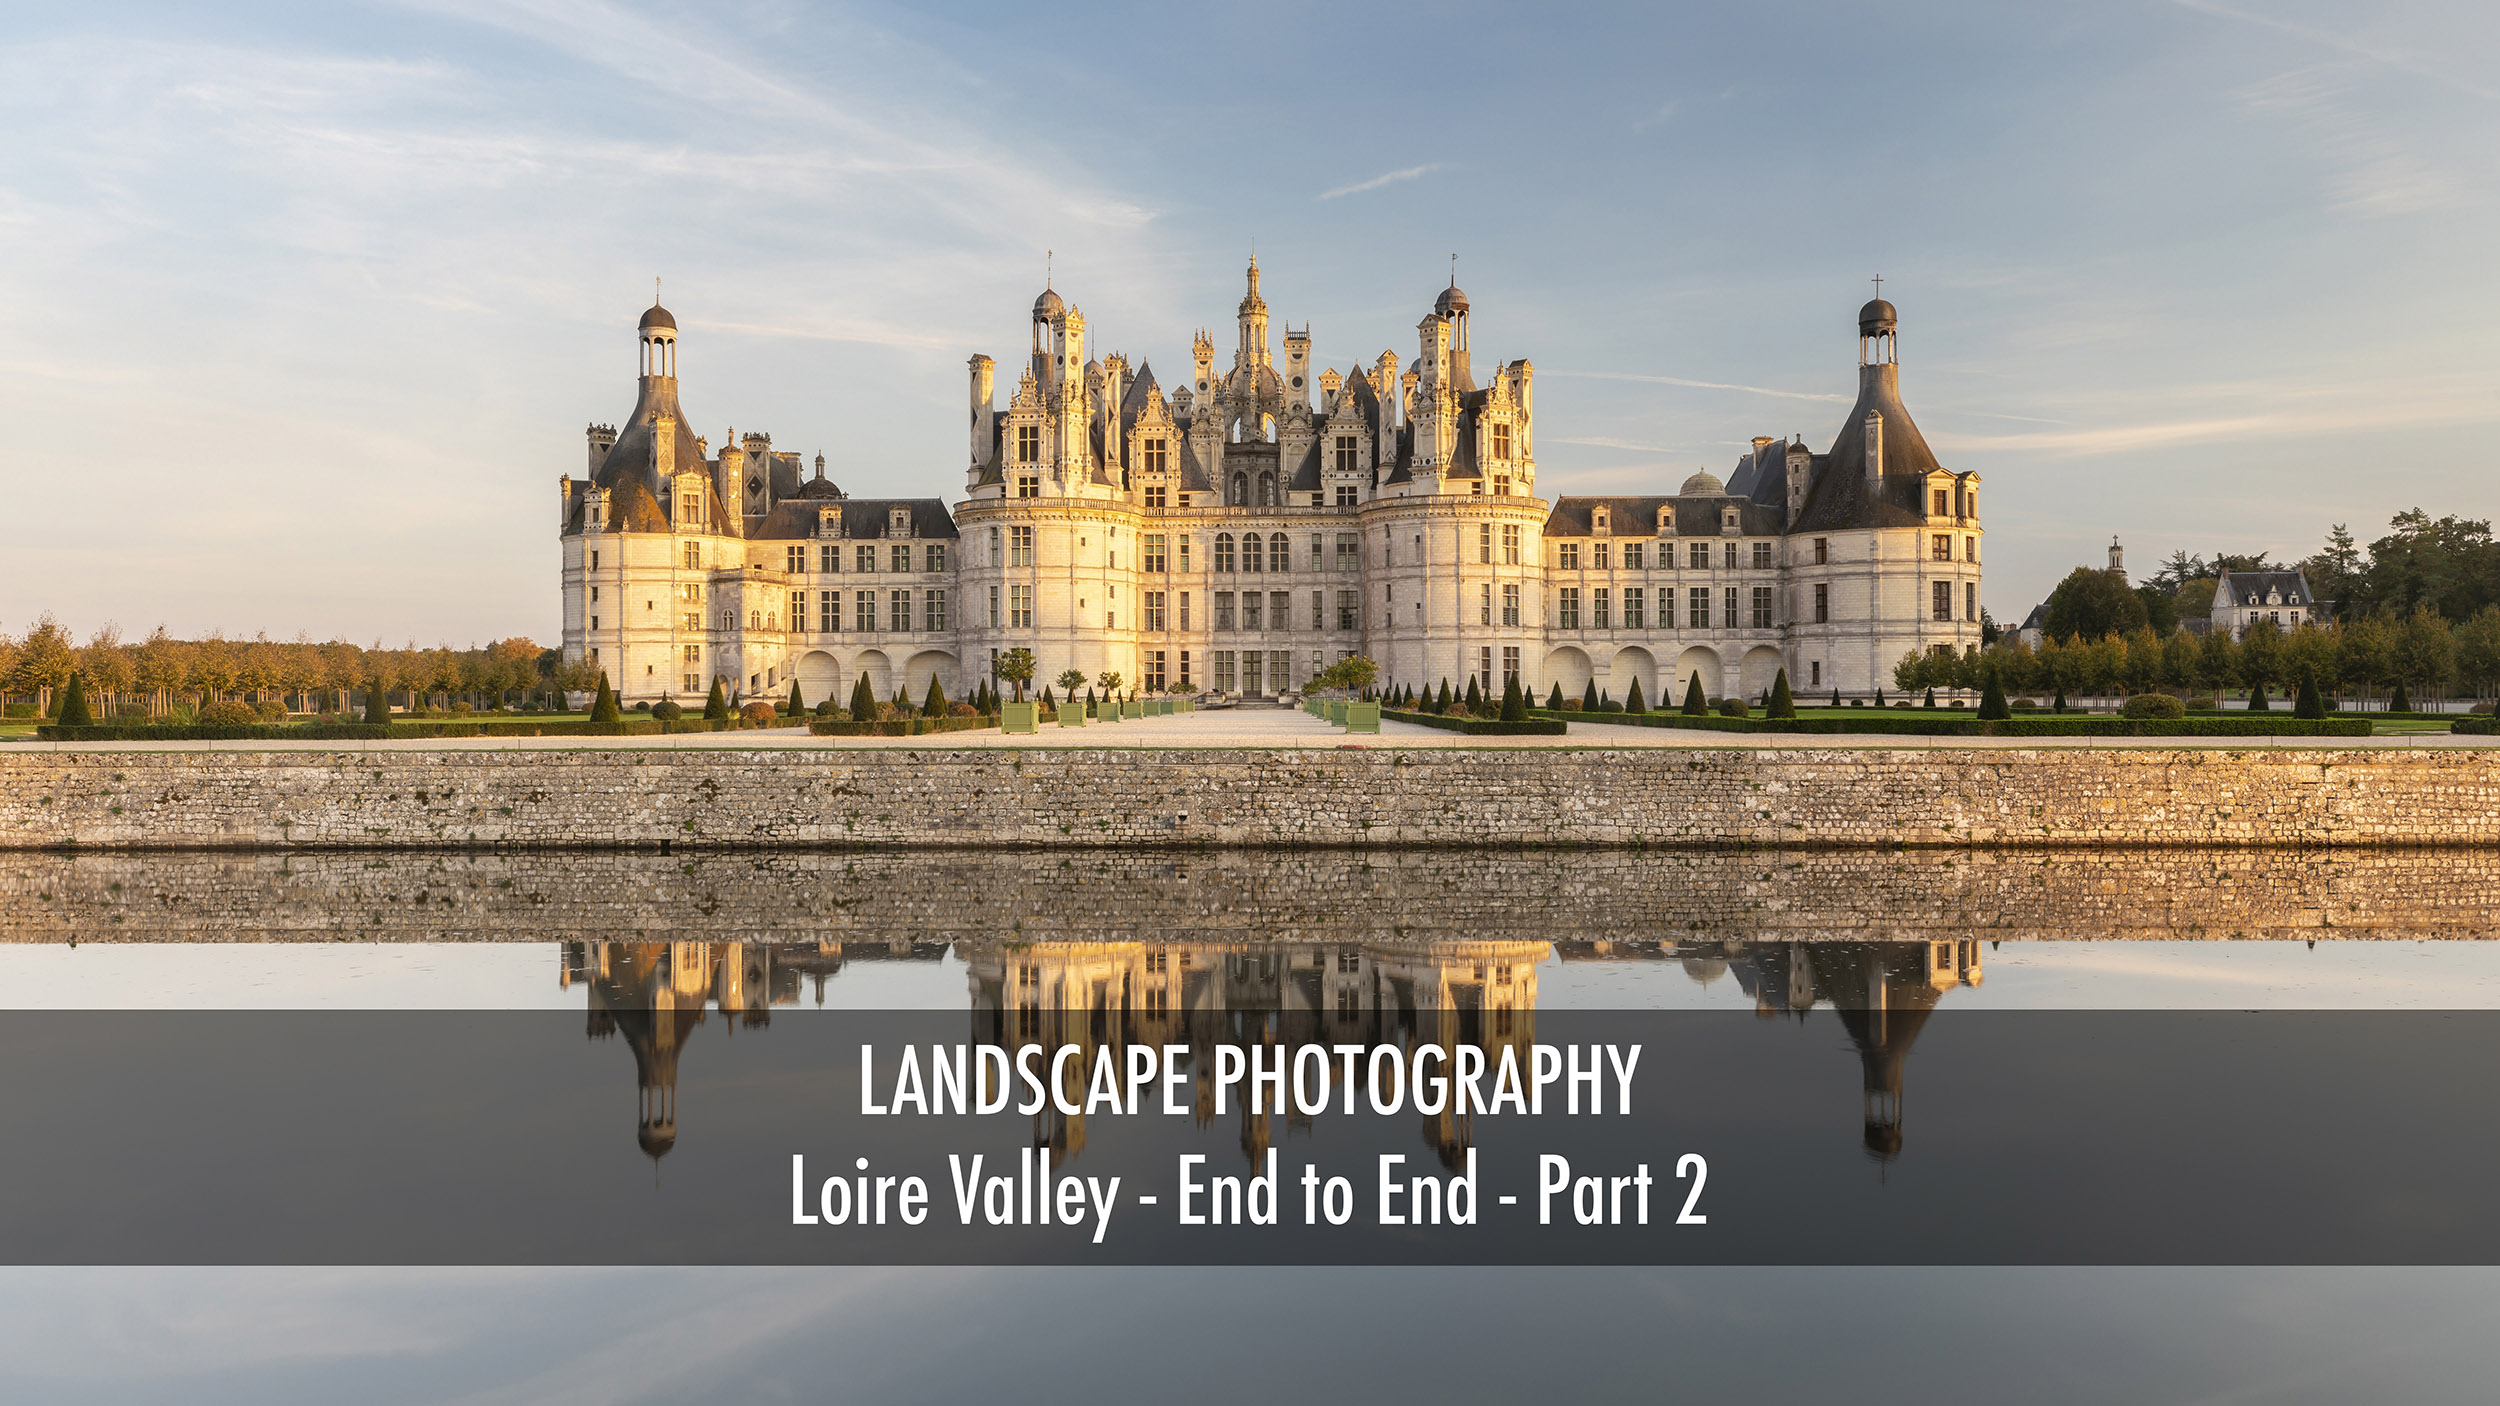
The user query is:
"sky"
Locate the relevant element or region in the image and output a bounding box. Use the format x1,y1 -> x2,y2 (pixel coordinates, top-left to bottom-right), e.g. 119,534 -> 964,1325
3,0 -> 2496,646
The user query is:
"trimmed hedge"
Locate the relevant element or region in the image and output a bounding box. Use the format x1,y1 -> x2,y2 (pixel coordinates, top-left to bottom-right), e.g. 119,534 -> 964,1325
807,714 -> 998,737
1535,710 -> 2372,738
31,718 -> 795,741
2453,718 -> 2499,735
1382,708 -> 1567,736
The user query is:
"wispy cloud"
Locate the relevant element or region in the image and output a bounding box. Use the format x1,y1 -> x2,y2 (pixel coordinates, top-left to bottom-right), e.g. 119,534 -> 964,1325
1929,378 -> 2500,457
2172,0 -> 2500,103
1544,370 -> 1850,403
1318,163 -> 1448,200
1554,436 -> 1676,453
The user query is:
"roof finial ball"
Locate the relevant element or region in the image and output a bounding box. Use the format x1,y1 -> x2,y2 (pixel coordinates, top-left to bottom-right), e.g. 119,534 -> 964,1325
1857,276 -> 1897,369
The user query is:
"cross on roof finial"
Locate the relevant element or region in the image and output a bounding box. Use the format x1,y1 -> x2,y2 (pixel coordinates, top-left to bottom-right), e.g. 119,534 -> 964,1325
1871,273 -> 1883,297
1450,252 -> 1458,286
654,275 -> 661,303
1045,250 -> 1052,289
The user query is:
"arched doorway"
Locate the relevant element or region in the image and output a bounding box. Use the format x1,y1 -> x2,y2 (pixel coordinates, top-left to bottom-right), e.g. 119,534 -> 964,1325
1610,646 -> 1657,704
1542,645 -> 1592,699
795,651 -> 840,705
1671,646 -> 1723,703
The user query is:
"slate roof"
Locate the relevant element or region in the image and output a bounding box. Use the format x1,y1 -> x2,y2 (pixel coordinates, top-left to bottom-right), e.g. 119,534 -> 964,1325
744,497 -> 960,542
1789,363 -> 1953,534
2213,570 -> 2313,609
1544,494 -> 1784,538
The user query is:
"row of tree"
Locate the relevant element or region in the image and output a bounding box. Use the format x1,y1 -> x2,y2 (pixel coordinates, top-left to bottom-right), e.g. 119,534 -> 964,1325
1904,607 -> 2500,705
0,616 -> 587,715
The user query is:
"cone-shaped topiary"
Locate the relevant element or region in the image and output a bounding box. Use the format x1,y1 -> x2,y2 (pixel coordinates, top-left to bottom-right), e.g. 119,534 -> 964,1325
786,680 -> 804,715
1875,687 -> 1887,707
590,673 -> 622,723
1681,673 -> 1706,716
57,671 -> 93,727
1581,679 -> 1599,711
1500,672 -> 1529,722
848,674 -> 875,721
1547,681 -> 1565,711
365,679 -> 390,724
2247,682 -> 2270,711
2049,687 -> 2063,713
1463,676 -> 1483,714
924,675 -> 947,715
2294,677 -> 2326,719
1830,688 -> 1842,707
706,677 -> 731,721
1769,668 -> 1796,719
1084,686 -> 1097,716
1039,684 -> 1055,710
1923,687 -> 1937,709
1624,677 -> 1646,715
1978,672 -> 2011,720
2390,681 -> 2412,713
1438,679 -> 1453,713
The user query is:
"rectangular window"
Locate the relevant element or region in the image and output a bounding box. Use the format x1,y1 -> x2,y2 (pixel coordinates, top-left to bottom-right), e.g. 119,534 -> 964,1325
1480,583 -> 1493,626
1558,542 -> 1580,570
790,590 -> 806,629
1502,525 -> 1521,564
1335,485 -> 1358,507
926,589 -> 946,632
1624,587 -> 1644,629
1146,591 -> 1166,631
926,544 -> 946,572
1751,585 -> 1774,629
1623,542 -> 1643,571
1143,534 -> 1167,572
1965,536 -> 1978,562
1016,473 -> 1038,498
1243,651 -> 1265,694
1494,475 -> 1512,497
1009,585 -> 1032,629
1688,542 -> 1709,569
987,585 -> 999,629
1478,647 -> 1494,696
1932,580 -> 1953,622
1338,590 -> 1358,631
1810,661 -> 1821,687
1478,524 -> 1492,563
890,590 -> 911,632
1270,535 -> 1290,572
1966,581 -> 1979,622
1145,483 -> 1167,508
1177,537 -> 1191,572
1242,592 -> 1263,631
1723,586 -> 1738,629
1337,533 -> 1359,572
1814,537 -> 1829,565
1180,591 -> 1191,629
1814,583 -> 1830,624
683,673 -> 700,693
1215,592 -> 1236,631
1722,541 -> 1738,569
1688,587 -> 1710,629
1502,584 -> 1520,627
786,546 -> 804,573
1214,535 -> 1236,573
1009,526 -> 1034,566
1492,423 -> 1511,460
1016,424 -> 1040,463
818,544 -> 838,573
856,544 -> 877,572
1310,591 -> 1324,630
1751,541 -> 1773,569
1144,438 -> 1167,473
1558,587 -> 1580,629
1593,588 -> 1610,629
1593,542 -> 1610,571
1333,435 -> 1358,472
1269,591 -> 1289,632
1178,650 -> 1192,688
891,545 -> 911,573
1933,489 -> 1950,516
819,592 -> 836,632
1502,646 -> 1521,686
1144,650 -> 1166,692
1931,534 -> 1952,562
1215,651 -> 1237,693
856,590 -> 876,632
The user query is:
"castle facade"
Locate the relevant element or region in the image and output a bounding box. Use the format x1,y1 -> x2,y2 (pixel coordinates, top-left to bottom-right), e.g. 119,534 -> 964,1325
559,263 -> 1983,706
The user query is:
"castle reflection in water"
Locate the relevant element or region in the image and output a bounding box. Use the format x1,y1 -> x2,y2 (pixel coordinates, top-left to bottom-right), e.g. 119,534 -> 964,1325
561,935 -> 1981,1167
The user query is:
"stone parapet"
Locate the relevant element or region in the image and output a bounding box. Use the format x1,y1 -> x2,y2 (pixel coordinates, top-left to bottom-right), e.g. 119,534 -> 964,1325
0,746 -> 2494,851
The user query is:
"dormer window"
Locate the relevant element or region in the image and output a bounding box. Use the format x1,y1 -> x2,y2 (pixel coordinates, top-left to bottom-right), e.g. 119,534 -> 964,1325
1593,508 -> 1610,535
1657,507 -> 1674,534
1144,438 -> 1169,473
1016,425 -> 1040,463
1492,422 -> 1512,460
889,506 -> 912,536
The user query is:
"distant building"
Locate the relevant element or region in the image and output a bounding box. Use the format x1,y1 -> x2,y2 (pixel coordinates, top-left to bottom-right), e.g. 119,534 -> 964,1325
2210,569 -> 2317,639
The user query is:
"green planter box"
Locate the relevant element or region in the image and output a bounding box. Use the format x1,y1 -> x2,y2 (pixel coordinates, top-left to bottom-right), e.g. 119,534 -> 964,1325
1345,701 -> 1381,733
1326,700 -> 1348,725
1001,701 -> 1040,734
1122,701 -> 1142,719
1057,704 -> 1085,727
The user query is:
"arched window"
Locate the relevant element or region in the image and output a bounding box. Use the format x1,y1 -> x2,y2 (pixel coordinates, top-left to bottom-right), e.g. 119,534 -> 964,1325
1257,473 -> 1275,506
1229,473 -> 1247,506
1269,533 -> 1290,572
1242,532 -> 1263,573
1214,533 -> 1236,572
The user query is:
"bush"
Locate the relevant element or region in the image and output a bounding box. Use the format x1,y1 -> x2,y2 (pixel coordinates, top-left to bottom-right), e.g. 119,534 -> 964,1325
813,699 -> 840,719
2122,693 -> 2186,720
57,672 -> 95,727
3,703 -> 37,719
1715,697 -> 1749,718
651,700 -> 683,722
590,675 -> 622,723
739,701 -> 777,725
2183,698 -> 2219,712
1978,675 -> 2011,721
706,678 -> 732,722
196,700 -> 257,727
2452,718 -> 2499,735
1384,708 -> 1567,736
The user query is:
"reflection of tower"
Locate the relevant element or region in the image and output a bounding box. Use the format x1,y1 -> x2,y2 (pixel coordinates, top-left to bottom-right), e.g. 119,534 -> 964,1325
1803,940 -> 1982,1162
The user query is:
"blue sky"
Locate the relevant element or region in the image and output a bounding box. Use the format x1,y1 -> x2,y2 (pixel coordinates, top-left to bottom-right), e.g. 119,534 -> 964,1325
4,0 -> 2495,644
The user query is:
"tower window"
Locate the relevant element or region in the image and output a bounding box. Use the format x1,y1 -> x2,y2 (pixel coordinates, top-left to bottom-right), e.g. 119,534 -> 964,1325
1144,438 -> 1168,473
1015,474 -> 1038,498
1333,436 -> 1358,472
1492,423 -> 1511,460
1016,425 -> 1040,463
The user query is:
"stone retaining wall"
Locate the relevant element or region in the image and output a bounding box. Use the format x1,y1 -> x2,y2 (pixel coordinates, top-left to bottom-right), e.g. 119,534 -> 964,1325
5,848 -> 2491,943
1,745 -> 2494,851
